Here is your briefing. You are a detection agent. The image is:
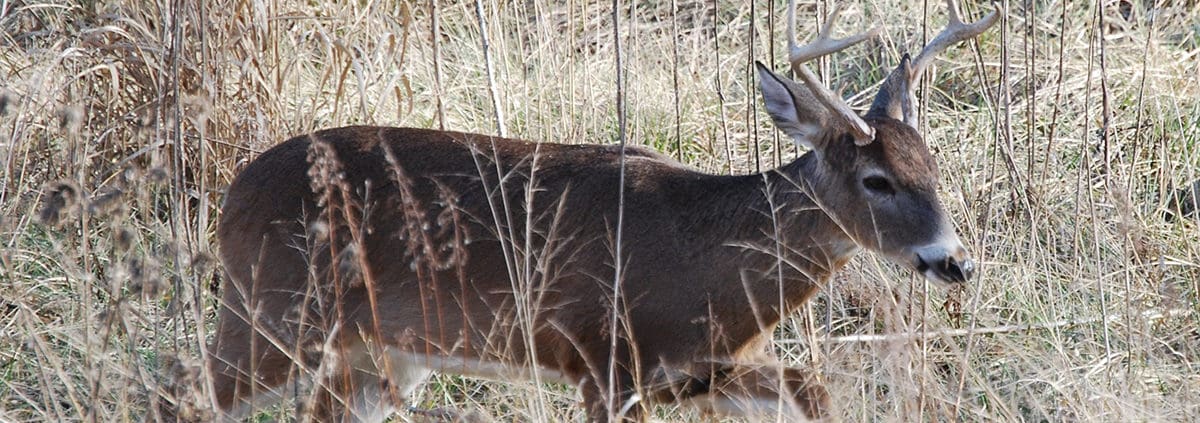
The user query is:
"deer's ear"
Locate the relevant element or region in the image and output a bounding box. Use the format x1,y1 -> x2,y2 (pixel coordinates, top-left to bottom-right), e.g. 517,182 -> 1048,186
756,62 -> 828,150
867,54 -> 919,129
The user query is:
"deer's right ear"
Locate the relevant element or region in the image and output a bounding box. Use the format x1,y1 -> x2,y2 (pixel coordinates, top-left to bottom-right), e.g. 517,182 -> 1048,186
756,61 -> 828,150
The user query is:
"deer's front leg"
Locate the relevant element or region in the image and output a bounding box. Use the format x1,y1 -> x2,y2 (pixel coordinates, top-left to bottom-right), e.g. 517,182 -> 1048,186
579,374 -> 647,423
681,363 -> 831,421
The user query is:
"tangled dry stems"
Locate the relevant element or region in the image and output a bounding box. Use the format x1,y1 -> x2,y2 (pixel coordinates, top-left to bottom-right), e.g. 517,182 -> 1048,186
1,0 -> 1198,421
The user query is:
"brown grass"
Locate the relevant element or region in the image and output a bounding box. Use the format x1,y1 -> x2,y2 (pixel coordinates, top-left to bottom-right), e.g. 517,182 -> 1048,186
1,0 -> 1198,421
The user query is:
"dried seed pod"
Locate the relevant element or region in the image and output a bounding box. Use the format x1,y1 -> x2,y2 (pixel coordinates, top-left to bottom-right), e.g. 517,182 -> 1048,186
190,252 -> 215,273
1166,179 -> 1199,221
0,90 -> 14,116
39,180 -> 81,227
146,167 -> 170,186
127,256 -> 164,300
57,105 -> 83,134
87,187 -> 125,218
112,226 -> 134,253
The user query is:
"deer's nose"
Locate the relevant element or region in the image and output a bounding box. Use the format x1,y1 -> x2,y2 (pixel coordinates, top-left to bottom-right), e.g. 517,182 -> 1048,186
914,245 -> 974,284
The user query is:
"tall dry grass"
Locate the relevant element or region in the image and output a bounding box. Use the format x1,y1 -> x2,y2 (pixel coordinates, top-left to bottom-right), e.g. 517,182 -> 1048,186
1,0 -> 1198,421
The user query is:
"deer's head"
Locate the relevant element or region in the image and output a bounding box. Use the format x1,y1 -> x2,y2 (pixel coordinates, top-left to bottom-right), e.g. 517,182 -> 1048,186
757,1 -> 998,285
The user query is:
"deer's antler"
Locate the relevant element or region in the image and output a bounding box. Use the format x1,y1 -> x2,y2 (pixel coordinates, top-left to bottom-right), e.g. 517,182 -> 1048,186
786,1 -> 881,145
910,0 -> 1002,81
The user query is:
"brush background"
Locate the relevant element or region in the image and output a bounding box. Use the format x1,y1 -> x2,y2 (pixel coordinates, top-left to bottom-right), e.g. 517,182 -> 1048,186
1,0 -> 1199,421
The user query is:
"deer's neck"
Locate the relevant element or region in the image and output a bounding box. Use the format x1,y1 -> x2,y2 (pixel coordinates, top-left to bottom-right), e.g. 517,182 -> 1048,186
708,153 -> 859,321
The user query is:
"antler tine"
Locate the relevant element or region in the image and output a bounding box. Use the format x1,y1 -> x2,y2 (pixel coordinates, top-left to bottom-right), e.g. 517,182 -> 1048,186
910,0 -> 1001,80
784,0 -> 881,144
788,4 -> 882,65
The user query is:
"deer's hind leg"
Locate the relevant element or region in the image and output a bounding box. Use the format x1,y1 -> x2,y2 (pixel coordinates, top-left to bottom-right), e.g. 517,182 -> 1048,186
207,299 -> 300,421
209,230 -> 329,420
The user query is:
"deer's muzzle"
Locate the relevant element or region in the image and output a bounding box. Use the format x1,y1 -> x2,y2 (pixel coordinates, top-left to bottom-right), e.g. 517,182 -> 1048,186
913,243 -> 974,284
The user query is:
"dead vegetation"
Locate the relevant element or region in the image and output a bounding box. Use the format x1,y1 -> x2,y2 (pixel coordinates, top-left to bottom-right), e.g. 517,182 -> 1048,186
1,0 -> 1198,421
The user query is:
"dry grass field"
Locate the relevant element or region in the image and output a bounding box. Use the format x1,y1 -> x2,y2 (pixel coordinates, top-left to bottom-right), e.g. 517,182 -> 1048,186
2,0 -> 1199,421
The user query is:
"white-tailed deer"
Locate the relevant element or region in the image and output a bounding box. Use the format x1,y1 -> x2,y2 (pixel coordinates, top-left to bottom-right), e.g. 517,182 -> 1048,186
202,1 -> 997,421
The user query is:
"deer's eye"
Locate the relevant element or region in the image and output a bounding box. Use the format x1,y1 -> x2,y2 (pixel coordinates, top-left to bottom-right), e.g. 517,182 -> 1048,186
862,176 -> 894,194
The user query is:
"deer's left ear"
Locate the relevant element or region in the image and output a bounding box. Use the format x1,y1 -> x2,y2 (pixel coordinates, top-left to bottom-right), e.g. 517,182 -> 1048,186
867,54 -> 919,129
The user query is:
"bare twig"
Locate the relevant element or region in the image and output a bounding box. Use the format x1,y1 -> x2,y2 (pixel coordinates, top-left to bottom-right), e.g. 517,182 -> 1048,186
431,0 -> 446,130
777,308 -> 1193,344
475,0 -> 506,136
